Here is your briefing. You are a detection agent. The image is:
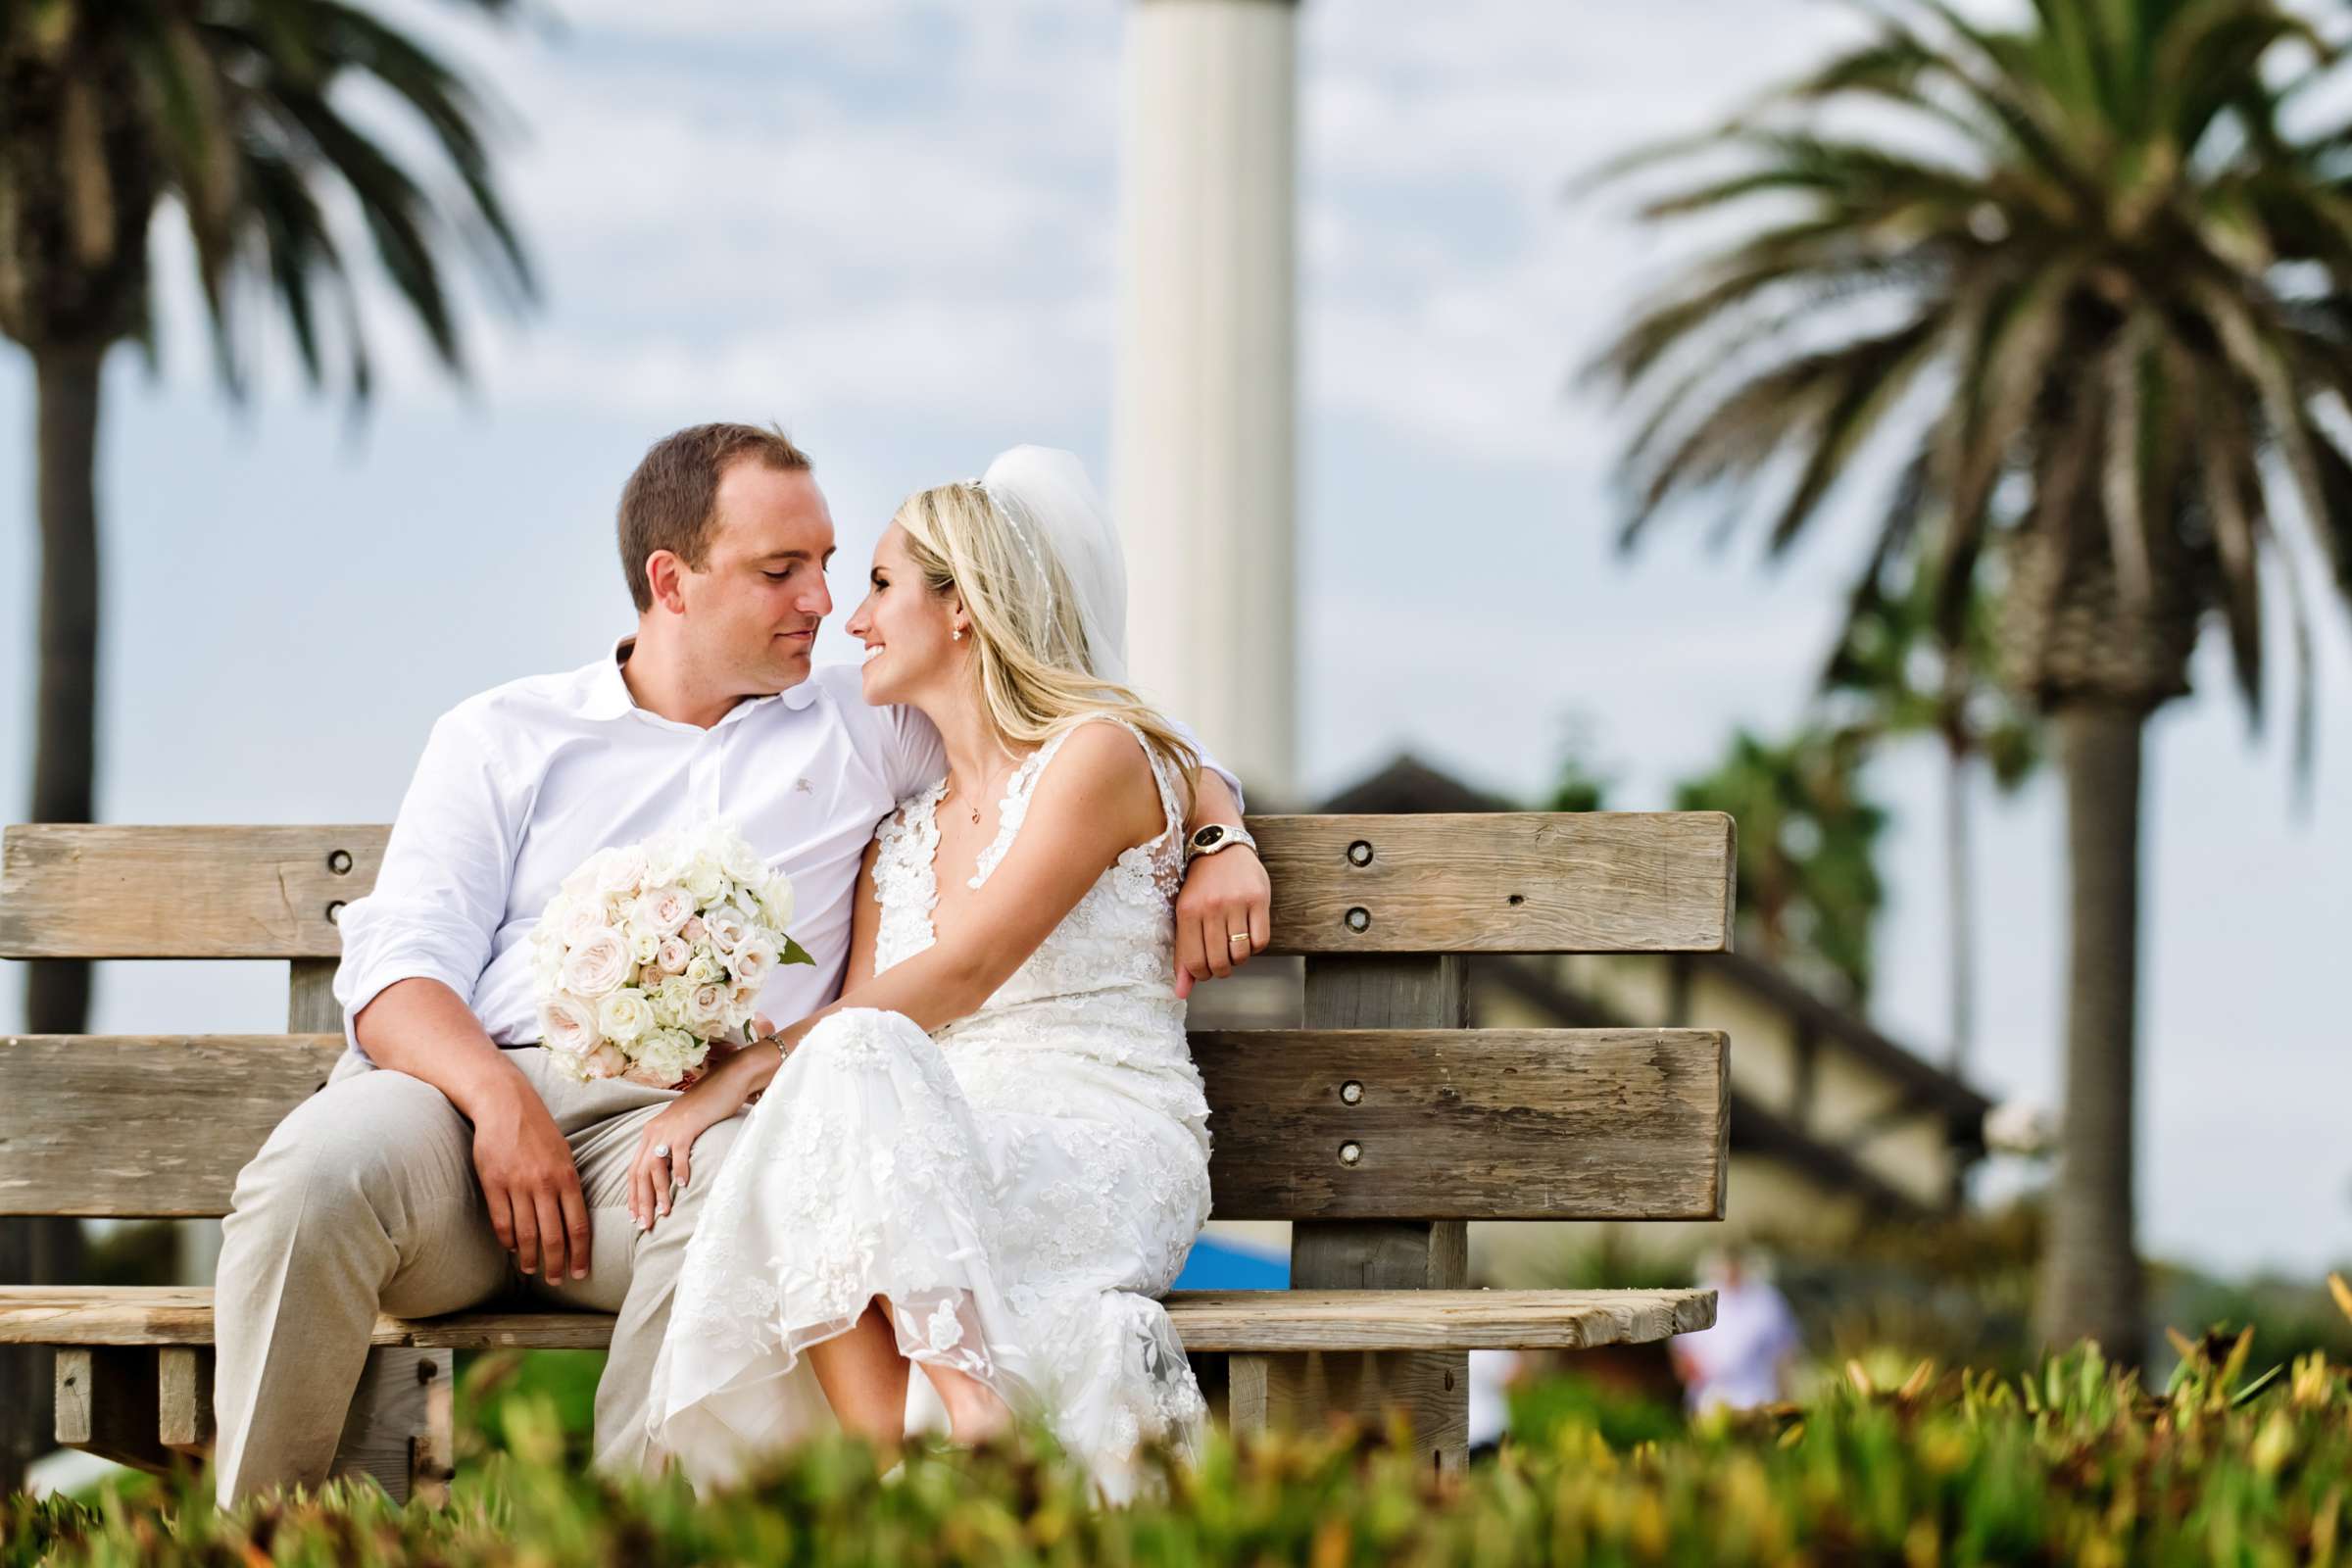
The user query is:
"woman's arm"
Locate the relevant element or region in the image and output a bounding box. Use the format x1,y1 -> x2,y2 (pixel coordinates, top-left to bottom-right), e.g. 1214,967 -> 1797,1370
845,834 -> 884,990
1172,768 -> 1270,996
723,722 -> 1166,1098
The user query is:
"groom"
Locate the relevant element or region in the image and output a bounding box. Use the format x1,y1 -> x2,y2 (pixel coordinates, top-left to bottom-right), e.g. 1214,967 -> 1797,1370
208,423 -> 1268,1507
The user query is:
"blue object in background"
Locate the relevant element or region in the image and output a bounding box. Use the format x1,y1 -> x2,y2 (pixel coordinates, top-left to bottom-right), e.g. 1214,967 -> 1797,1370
1172,1237 -> 1289,1290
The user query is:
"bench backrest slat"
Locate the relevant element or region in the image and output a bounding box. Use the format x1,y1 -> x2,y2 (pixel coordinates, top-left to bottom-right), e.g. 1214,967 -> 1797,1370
0,814 -> 1735,959
0,1029 -> 1727,1223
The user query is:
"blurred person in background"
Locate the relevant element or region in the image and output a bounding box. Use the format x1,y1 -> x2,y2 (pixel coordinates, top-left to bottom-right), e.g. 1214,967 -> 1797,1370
1670,1247 -> 1800,1413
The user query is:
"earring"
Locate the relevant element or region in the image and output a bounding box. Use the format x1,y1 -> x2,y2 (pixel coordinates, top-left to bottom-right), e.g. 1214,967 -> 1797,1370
952,627 -> 964,641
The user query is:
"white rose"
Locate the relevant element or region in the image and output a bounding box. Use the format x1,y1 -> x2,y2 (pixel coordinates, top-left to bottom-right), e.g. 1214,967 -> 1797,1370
541,993 -> 600,1057
683,859 -> 726,903
704,906 -> 751,955
684,952 -> 719,987
731,980 -> 760,1013
720,834 -> 766,886
655,975 -> 696,1027
584,1042 -> 629,1080
597,989 -> 654,1045
655,936 -> 691,975
595,845 -> 649,898
560,928 -> 631,1000
626,925 -> 661,966
759,873 -> 795,930
641,831 -> 690,887
729,936 -> 778,993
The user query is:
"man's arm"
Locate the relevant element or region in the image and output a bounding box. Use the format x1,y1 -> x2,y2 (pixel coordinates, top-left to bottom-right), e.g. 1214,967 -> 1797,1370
337,707 -> 593,1282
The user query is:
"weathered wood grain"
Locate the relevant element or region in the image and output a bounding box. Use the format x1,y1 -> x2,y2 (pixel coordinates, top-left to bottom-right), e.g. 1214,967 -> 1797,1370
158,1347 -> 214,1451
1,1029 -> 1726,1220
55,1347 -> 182,1475
0,825 -> 380,958
1194,1027 -> 1730,1221
288,957 -> 343,1034
0,813 -> 1734,958
1260,813 -> 1735,955
0,1286 -> 1715,1352
0,1036 -> 345,1215
1248,955 -> 1474,1475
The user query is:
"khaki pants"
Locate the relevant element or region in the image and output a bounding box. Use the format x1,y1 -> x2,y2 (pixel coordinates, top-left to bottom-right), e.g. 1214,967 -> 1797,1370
210,1046 -> 746,1508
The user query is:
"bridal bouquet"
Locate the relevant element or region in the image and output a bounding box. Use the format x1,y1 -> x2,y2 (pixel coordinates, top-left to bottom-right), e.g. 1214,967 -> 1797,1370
533,820 -> 812,1088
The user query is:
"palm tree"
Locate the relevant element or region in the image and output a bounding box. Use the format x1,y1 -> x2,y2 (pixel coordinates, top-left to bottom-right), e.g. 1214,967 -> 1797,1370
1583,0 -> 2352,1360
1673,724 -> 1889,1006
0,0 -> 532,1490
1819,563 -> 2040,1075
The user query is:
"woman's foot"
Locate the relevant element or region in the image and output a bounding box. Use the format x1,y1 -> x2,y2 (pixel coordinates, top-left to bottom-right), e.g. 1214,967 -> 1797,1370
922,1362 -> 1014,1446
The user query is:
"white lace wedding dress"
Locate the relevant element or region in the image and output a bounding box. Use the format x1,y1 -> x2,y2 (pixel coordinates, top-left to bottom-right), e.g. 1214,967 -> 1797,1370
645,717 -> 1214,1497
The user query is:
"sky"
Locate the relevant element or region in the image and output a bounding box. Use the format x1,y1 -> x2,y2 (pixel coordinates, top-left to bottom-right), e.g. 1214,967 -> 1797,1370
1,0 -> 2347,1278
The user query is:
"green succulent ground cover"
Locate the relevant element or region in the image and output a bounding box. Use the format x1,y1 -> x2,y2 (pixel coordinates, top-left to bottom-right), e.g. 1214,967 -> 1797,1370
10,1300 -> 2352,1566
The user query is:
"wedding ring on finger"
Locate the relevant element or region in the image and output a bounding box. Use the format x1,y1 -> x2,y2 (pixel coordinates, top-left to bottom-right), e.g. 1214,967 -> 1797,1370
1227,932 -> 1250,948
653,1144 -> 670,1159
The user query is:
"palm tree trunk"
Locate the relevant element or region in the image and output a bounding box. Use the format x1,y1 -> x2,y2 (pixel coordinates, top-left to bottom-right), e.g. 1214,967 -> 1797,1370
26,341 -> 103,1033
1,341 -> 105,1493
2034,701 -> 2147,1363
1944,732 -> 1975,1077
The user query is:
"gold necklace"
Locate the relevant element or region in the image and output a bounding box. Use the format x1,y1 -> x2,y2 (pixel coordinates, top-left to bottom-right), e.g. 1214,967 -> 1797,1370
942,754 -> 1020,827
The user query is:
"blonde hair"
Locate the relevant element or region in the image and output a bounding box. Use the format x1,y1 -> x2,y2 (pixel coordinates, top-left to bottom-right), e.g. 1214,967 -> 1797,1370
892,479 -> 1200,813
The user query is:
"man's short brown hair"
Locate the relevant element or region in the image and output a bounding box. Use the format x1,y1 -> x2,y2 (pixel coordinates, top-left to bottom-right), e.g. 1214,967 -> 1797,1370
617,423 -> 814,612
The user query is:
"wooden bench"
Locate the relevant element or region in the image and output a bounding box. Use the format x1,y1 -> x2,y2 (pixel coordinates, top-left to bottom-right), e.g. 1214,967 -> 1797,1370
0,812 -> 1734,1499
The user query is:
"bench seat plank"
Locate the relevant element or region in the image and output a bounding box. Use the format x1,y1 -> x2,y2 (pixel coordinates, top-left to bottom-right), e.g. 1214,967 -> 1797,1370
2,1030 -> 1727,1222
0,1286 -> 1715,1353
0,814 -> 1735,959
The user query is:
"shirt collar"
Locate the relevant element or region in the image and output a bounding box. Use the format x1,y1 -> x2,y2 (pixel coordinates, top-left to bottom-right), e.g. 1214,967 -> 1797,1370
585,635 -> 821,722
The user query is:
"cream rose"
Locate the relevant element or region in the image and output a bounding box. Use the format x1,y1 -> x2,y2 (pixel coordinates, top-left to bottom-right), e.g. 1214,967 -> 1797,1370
593,845 -> 649,898
704,905 -> 751,955
728,936 -> 779,992
583,1042 -> 629,1080
636,885 -> 693,936
560,928 -> 631,1000
687,982 -> 731,1031
597,988 -> 654,1045
541,993 -> 599,1057
655,936 -> 691,975
679,915 -> 707,944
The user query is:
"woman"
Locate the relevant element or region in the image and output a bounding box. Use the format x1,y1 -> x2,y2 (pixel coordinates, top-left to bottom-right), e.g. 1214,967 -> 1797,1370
632,447 -> 1218,1498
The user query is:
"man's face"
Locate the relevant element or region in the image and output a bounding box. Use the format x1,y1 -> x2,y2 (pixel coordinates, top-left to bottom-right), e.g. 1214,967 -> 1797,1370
674,462 -> 836,695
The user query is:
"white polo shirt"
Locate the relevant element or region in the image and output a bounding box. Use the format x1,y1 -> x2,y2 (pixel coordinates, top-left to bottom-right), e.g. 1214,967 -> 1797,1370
333,641 -> 1232,1061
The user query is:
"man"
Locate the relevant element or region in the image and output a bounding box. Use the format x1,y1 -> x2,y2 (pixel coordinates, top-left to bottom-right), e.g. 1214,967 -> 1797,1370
1669,1248 -> 1802,1413
210,424 -> 1267,1506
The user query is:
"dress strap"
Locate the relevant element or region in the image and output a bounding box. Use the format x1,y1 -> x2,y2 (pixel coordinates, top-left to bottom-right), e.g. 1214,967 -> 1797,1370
966,716 -> 1184,891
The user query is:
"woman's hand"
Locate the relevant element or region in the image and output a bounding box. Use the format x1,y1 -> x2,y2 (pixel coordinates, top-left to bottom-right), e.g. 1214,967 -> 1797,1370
626,1042 -> 762,1230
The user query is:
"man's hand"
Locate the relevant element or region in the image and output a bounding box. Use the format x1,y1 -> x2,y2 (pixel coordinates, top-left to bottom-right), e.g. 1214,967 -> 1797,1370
470,1077 -> 592,1282
1173,846 -> 1271,999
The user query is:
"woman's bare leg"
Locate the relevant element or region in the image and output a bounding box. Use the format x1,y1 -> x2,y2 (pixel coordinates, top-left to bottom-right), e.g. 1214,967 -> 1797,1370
804,1298 -> 910,1447
917,1362 -> 1012,1446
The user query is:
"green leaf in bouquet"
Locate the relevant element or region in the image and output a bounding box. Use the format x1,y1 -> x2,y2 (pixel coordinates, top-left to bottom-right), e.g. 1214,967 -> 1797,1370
783,936 -> 816,968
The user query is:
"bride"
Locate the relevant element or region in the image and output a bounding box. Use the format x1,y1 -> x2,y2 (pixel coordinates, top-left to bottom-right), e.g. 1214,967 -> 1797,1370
629,447 -> 1224,1498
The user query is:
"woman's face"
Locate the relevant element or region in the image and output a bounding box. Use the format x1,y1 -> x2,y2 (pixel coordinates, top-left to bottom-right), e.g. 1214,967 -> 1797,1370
845,522 -> 961,707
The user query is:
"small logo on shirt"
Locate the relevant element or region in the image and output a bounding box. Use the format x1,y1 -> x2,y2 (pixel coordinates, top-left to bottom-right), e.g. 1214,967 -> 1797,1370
793,776 -> 814,795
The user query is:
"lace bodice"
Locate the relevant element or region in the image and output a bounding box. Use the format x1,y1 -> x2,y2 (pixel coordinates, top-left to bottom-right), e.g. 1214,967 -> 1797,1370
869,716 -> 1191,1041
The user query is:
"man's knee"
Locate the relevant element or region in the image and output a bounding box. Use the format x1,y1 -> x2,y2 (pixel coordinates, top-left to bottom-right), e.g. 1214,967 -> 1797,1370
227,1068 -> 472,1240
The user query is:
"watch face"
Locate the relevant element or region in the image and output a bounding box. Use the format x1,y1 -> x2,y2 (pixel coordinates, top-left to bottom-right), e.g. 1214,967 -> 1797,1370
1192,824 -> 1227,851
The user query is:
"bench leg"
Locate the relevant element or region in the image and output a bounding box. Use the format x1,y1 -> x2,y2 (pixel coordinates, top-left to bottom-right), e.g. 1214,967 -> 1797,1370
55,1348 -> 189,1476
329,1347 -> 453,1507
1229,1349 -> 1469,1476
159,1347 -> 216,1456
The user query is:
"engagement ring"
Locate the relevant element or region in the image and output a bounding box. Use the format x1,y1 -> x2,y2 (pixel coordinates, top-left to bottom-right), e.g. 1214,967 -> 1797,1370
653,1144 -> 670,1158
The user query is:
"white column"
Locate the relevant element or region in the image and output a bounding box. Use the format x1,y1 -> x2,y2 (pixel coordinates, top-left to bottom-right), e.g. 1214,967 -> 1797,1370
1114,0 -> 1298,804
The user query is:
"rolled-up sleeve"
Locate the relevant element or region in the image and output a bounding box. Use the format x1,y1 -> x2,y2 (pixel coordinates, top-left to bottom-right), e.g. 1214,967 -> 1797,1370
1164,717 -> 1244,815
333,706 -> 519,1057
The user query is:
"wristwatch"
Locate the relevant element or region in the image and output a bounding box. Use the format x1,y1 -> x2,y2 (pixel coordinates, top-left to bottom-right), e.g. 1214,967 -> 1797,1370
1185,822 -> 1257,863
